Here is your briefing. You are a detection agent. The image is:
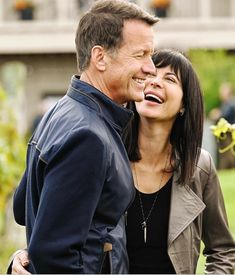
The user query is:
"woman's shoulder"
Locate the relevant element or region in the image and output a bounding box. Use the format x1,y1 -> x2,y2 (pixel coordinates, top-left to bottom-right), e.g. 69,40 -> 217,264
196,148 -> 214,175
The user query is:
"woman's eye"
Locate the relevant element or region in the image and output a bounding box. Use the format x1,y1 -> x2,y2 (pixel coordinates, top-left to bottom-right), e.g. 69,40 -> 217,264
166,77 -> 176,83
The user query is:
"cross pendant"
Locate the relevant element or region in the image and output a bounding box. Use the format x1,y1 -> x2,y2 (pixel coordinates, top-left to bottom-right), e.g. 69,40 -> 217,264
141,221 -> 147,243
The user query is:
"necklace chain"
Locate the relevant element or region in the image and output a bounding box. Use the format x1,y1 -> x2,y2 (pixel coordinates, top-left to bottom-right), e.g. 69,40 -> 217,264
133,150 -> 170,243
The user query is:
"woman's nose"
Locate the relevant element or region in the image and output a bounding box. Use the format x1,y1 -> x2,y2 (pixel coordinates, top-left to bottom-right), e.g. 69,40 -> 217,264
150,77 -> 163,88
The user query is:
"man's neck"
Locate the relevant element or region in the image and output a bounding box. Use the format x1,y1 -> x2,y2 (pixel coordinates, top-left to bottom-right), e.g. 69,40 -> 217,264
80,71 -> 124,105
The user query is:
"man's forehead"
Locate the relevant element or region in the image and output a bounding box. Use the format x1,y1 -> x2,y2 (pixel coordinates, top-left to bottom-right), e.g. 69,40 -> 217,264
122,21 -> 154,45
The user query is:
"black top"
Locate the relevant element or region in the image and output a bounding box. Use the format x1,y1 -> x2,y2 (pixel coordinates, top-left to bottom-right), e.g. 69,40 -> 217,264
126,177 -> 176,274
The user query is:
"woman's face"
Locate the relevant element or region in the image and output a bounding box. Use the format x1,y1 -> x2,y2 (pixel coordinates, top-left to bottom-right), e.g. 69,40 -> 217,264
135,65 -> 184,123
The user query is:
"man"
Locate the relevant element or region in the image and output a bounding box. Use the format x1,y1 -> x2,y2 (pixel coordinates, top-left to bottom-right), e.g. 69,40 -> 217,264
9,0 -> 158,273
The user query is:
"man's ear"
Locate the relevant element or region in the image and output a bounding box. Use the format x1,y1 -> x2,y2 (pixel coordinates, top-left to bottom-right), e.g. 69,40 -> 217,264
90,45 -> 106,71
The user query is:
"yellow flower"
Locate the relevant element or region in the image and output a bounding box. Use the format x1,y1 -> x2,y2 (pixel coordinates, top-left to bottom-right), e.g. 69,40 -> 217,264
210,118 -> 230,140
211,118 -> 235,156
231,124 -> 235,141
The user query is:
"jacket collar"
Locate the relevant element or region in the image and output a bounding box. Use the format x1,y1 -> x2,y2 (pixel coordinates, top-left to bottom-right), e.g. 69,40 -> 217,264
168,170 -> 205,246
67,75 -> 133,133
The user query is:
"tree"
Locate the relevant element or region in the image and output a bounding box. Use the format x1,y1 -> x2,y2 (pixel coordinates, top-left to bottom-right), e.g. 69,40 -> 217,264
0,86 -> 26,234
189,49 -> 235,116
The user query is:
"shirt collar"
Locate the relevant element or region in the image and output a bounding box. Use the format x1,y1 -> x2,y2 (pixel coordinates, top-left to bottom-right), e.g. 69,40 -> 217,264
67,75 -> 133,133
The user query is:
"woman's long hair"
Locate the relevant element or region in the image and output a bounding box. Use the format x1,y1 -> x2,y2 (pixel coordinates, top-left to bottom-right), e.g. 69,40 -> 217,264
123,49 -> 204,184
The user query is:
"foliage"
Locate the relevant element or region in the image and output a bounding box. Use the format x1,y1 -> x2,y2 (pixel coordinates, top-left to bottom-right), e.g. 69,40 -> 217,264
150,0 -> 171,8
189,49 -> 235,116
13,0 -> 35,11
0,86 -> 26,226
0,237 -> 18,273
210,118 -> 235,155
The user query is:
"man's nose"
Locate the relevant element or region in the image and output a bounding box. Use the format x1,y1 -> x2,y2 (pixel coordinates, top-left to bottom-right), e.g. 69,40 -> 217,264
143,56 -> 156,75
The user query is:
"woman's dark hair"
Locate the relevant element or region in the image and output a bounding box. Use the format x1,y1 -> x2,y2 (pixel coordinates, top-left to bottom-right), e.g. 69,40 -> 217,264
123,49 -> 204,184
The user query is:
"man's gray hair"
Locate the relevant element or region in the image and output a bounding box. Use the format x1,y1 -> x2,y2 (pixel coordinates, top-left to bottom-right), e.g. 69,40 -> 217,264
75,0 -> 159,72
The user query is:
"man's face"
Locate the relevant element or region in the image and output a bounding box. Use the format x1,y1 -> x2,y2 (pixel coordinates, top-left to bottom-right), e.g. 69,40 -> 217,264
103,19 -> 156,104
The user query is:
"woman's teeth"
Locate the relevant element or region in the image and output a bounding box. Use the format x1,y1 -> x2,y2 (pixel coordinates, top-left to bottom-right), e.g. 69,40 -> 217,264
145,94 -> 163,104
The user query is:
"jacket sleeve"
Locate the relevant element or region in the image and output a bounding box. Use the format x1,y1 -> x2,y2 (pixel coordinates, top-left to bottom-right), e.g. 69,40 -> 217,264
28,129 -> 107,274
13,171 -> 27,225
202,153 -> 235,274
13,134 -> 36,225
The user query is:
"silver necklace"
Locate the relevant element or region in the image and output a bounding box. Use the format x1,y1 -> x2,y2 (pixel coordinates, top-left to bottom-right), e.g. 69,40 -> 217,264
133,152 -> 169,243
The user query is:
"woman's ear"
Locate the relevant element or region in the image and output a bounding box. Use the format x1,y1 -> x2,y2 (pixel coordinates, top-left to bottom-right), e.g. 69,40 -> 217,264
179,107 -> 185,116
90,45 -> 106,71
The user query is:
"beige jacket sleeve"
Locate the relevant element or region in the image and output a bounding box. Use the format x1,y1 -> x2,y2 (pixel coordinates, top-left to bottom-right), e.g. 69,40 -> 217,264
201,153 -> 235,274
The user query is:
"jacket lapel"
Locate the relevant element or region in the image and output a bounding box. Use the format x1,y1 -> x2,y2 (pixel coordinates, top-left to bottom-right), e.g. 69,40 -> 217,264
168,172 -> 205,247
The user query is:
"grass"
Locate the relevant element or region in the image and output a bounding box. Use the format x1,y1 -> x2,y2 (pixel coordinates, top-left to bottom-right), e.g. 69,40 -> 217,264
0,169 -> 234,273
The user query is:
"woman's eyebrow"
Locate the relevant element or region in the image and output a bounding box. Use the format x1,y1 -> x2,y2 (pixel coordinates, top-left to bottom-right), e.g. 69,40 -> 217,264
165,72 -> 180,81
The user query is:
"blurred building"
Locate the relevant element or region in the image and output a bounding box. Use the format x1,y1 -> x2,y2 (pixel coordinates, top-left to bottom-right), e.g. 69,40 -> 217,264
0,0 -> 235,130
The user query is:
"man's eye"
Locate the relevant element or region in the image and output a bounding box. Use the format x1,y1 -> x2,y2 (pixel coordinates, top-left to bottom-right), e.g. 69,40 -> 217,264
147,73 -> 156,79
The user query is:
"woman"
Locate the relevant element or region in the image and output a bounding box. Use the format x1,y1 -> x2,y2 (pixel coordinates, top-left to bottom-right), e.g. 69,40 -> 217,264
123,49 -> 235,273
9,49 -> 235,274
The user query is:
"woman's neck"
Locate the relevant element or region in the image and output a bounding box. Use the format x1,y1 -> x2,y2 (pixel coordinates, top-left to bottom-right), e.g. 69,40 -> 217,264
138,119 -> 172,169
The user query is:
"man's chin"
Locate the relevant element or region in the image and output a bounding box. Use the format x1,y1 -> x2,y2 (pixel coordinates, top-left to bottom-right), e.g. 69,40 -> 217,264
133,91 -> 145,102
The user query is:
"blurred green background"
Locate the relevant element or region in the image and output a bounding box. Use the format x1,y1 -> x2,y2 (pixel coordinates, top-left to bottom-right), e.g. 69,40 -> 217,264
189,49 -> 235,116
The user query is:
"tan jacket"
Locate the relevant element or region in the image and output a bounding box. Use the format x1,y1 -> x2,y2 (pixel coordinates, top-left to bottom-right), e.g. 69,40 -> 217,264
168,149 -> 235,274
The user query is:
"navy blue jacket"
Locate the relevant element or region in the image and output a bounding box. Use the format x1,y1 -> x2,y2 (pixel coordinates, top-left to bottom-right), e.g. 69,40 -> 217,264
13,75 -> 135,273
